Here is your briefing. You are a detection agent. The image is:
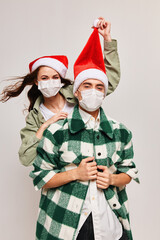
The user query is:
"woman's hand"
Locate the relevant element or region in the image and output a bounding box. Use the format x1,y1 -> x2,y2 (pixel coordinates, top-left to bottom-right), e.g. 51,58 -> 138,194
36,112 -> 68,139
95,17 -> 112,42
47,112 -> 68,125
96,165 -> 111,189
75,157 -> 97,181
96,166 -> 132,189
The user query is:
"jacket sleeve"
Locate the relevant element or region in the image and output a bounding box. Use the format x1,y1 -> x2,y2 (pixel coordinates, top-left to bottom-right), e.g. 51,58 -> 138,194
18,111 -> 41,167
116,129 -> 140,183
104,40 -> 121,96
29,127 -> 61,191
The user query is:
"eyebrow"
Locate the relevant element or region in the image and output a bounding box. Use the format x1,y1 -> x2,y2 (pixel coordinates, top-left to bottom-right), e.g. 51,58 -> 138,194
41,74 -> 59,77
83,82 -> 92,85
97,84 -> 104,87
83,82 -> 104,87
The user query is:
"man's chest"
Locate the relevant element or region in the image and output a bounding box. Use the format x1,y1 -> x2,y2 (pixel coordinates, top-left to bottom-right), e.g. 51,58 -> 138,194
57,129 -> 123,172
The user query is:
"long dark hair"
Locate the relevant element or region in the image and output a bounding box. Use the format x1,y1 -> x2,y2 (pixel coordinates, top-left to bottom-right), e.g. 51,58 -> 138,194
0,66 -> 72,112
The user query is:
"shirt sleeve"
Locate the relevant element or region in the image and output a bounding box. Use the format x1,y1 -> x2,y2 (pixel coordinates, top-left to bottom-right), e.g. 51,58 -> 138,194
29,128 -> 61,191
104,40 -> 121,96
18,111 -> 41,166
116,130 -> 140,183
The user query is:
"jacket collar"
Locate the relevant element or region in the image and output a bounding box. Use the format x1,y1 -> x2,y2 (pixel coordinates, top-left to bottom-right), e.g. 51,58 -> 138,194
33,95 -> 43,113
68,105 -> 114,139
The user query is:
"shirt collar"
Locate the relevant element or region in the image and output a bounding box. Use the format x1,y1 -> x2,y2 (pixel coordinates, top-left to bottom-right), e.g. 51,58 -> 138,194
79,107 -> 96,123
68,105 -> 113,139
79,107 -> 100,127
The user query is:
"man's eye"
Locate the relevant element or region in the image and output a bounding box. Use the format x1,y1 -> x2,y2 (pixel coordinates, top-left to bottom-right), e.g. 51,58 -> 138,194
42,78 -> 47,80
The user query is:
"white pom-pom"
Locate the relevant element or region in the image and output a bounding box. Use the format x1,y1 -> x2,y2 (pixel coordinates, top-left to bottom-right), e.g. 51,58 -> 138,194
93,18 -> 99,28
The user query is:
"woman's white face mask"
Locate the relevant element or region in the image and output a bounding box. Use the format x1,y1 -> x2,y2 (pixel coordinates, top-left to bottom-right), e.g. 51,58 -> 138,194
38,79 -> 64,98
79,89 -> 105,112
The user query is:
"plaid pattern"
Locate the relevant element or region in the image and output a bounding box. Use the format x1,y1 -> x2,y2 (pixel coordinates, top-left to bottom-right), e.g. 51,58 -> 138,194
30,105 -> 139,240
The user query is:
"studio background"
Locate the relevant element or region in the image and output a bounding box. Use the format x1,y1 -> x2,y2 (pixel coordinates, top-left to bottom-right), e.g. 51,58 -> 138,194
0,0 -> 159,239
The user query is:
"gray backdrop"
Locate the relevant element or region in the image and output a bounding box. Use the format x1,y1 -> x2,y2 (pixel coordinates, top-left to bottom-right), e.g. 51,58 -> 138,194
0,0 -> 160,239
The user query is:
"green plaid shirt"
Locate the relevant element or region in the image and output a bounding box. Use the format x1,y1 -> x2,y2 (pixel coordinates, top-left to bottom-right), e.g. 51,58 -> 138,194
30,105 -> 139,240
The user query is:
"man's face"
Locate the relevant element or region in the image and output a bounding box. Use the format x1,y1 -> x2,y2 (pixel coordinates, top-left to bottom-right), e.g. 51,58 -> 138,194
74,79 -> 105,100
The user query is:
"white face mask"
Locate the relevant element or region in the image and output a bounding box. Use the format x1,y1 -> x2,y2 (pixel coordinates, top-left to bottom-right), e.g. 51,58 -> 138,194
38,79 -> 64,98
79,89 -> 105,112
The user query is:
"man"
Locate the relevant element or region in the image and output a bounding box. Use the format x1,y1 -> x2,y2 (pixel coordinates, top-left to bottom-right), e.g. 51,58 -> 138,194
30,24 -> 139,240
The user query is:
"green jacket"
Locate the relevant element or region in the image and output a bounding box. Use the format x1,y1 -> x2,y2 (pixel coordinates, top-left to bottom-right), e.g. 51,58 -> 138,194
30,104 -> 139,240
19,40 -> 121,166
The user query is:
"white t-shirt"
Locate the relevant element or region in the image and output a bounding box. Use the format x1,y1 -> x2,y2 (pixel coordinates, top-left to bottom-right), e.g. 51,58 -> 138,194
39,101 -> 75,121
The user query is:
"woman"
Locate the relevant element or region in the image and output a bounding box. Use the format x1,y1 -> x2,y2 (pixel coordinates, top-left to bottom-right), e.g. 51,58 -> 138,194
0,17 -> 121,166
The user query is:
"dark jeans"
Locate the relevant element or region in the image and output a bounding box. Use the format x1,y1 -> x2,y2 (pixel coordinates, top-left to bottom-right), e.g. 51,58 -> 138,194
76,213 -> 128,240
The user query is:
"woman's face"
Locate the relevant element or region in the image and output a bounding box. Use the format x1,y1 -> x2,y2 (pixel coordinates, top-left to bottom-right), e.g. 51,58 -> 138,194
36,66 -> 60,83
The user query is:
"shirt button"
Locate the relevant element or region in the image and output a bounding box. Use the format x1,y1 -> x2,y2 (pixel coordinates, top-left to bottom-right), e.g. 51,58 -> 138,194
98,152 -> 101,156
113,203 -> 116,207
84,212 -> 88,216
92,197 -> 95,200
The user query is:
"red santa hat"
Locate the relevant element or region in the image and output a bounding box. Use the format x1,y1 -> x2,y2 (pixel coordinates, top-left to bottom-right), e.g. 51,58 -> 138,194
73,28 -> 108,94
29,55 -> 68,78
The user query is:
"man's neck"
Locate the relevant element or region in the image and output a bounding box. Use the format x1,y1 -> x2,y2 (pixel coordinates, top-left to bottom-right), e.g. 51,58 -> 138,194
79,105 -> 99,119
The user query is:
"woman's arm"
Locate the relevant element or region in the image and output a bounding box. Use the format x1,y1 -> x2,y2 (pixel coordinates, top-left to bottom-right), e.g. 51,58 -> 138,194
18,111 -> 42,166
96,17 -> 121,95
43,157 -> 97,189
19,110 -> 68,166
110,173 -> 132,187
36,112 -> 68,139
96,165 -> 132,189
30,127 -> 98,191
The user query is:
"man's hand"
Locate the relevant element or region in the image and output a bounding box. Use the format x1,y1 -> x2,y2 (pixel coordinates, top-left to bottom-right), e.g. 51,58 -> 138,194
75,157 -> 97,181
96,17 -> 112,42
96,165 -> 111,189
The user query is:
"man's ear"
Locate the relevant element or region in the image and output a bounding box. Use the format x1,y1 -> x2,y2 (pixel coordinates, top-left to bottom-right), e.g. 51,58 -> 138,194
74,90 -> 78,98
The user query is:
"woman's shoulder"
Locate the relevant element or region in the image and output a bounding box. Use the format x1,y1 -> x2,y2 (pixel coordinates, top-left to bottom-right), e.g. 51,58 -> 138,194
60,84 -> 77,104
